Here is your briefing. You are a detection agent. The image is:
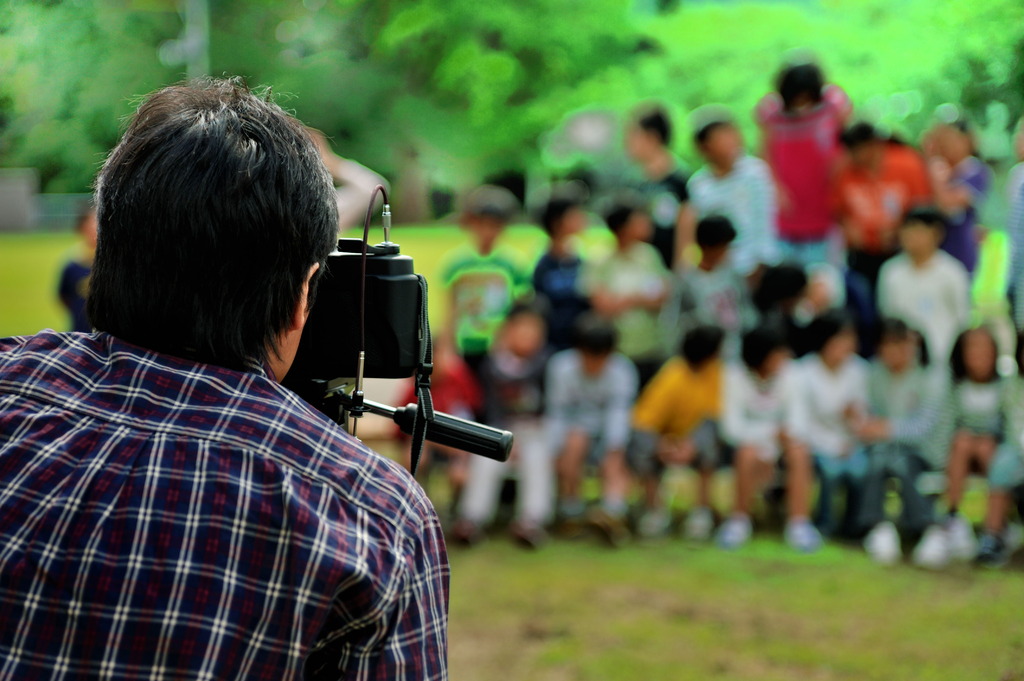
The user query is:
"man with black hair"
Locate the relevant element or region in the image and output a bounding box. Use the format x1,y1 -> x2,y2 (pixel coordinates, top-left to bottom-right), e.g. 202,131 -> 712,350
625,104 -> 693,269
0,79 -> 448,680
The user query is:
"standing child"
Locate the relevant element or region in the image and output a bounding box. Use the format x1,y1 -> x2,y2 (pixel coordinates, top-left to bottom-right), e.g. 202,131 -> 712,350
797,311 -> 869,538
854,319 -> 952,567
546,314 -> 638,545
630,325 -> 725,540
687,110 -> 779,280
755,59 -> 851,267
674,216 -> 757,361
876,206 -> 971,366
441,185 -> 531,373
581,200 -> 671,387
942,327 -> 1003,560
57,203 -> 98,333
717,326 -> 820,552
532,195 -> 591,351
453,303 -> 552,548
977,330 -> 1024,567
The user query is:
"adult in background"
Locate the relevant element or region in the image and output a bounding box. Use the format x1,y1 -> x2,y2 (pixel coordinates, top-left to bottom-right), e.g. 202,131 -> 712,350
756,59 -> 851,268
625,104 -> 692,269
0,78 -> 448,680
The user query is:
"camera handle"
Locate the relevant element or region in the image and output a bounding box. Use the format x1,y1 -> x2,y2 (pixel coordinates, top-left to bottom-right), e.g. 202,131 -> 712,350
316,381 -> 514,465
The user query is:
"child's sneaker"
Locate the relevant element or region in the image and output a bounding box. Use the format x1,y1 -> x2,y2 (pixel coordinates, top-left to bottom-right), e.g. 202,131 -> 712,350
976,532 -> 1010,568
944,513 -> 977,561
716,515 -> 752,550
785,518 -> 822,553
863,521 -> 901,565
510,521 -> 548,550
588,508 -> 630,548
636,508 -> 671,539
912,524 -> 950,569
450,520 -> 485,547
684,506 -> 714,541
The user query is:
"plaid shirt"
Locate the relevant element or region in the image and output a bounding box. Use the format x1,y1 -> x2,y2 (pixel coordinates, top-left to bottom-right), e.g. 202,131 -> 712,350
0,331 -> 448,680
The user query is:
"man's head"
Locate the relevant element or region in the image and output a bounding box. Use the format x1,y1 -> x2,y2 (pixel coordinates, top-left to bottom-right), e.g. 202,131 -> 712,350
87,78 -> 338,375
841,122 -> 885,170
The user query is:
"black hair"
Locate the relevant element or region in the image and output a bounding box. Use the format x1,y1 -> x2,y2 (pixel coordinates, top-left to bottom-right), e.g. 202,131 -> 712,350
1017,329 -> 1024,376
877,317 -> 930,367
681,325 -> 725,367
634,106 -> 672,147
572,313 -> 618,355
694,119 -> 734,147
696,215 -> 737,249
806,309 -> 855,355
505,299 -> 548,325
840,122 -> 880,149
540,197 -> 583,236
604,200 -> 644,234
741,325 -> 789,371
949,326 -> 999,382
753,264 -> 808,313
88,77 -> 338,371
902,205 -> 948,232
778,63 -> 825,111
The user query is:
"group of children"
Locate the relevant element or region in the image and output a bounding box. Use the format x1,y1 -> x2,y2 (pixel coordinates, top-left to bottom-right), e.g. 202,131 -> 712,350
402,59 -> 1024,569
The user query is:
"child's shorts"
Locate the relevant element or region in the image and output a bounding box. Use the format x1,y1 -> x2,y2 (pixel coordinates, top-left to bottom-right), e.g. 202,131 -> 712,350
627,420 -> 723,476
989,444 -> 1024,491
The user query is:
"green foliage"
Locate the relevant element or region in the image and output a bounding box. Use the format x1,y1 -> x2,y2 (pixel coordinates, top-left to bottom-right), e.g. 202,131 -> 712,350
1,0 -> 1023,193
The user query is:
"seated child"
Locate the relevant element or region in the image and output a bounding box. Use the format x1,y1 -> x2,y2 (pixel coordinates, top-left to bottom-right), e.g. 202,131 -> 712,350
547,314 -> 639,545
674,216 -> 757,361
854,318 -> 953,567
797,310 -> 869,538
717,326 -> 820,552
630,324 -> 725,540
976,329 -> 1024,567
453,303 -> 552,548
943,326 -> 1003,560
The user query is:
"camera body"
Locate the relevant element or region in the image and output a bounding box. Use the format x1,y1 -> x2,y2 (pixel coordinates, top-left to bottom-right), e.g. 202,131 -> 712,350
284,238 -> 424,403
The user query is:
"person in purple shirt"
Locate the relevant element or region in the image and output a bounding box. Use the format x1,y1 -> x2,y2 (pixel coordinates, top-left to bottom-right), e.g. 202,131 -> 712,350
925,117 -> 992,275
0,78 -> 448,680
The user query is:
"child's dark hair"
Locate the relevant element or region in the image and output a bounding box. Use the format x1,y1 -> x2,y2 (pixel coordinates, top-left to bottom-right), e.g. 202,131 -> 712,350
539,197 -> 583,236
950,326 -> 999,382
572,313 -> 618,355
877,317 -> 930,367
753,264 -> 808,313
1017,329 -> 1024,376
806,309 -> 855,355
694,118 -> 734,147
741,325 -> 789,372
777,62 -> 825,110
633,105 -> 672,147
681,325 -> 725,367
505,299 -> 548,325
696,215 -> 737,249
840,122 -> 880,150
604,199 -> 644,234
902,205 -> 947,232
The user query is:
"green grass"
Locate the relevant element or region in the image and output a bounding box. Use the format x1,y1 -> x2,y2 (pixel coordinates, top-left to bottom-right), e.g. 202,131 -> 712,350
0,232 -> 79,337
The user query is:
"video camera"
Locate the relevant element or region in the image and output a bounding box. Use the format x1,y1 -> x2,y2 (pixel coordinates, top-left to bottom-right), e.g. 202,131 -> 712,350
282,187 -> 513,472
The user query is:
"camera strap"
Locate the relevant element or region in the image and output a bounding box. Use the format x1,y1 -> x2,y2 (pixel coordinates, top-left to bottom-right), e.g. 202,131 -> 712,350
409,274 -> 434,475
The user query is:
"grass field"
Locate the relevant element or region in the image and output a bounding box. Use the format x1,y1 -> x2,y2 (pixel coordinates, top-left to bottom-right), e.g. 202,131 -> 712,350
2,229 -> 1022,680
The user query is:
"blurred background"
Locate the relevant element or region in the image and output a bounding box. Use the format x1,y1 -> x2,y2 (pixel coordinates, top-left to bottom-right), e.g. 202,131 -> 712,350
3,1 -> 1024,679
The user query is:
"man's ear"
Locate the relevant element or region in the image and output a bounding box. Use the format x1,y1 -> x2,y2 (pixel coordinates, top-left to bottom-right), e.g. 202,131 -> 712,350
289,263 -> 320,332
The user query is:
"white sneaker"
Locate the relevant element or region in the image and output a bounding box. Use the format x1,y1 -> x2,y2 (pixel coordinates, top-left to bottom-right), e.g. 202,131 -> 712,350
863,521 -> 901,565
912,525 -> 951,570
637,508 -> 671,539
716,515 -> 752,550
945,513 -> 977,561
785,518 -> 822,553
684,506 -> 714,541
